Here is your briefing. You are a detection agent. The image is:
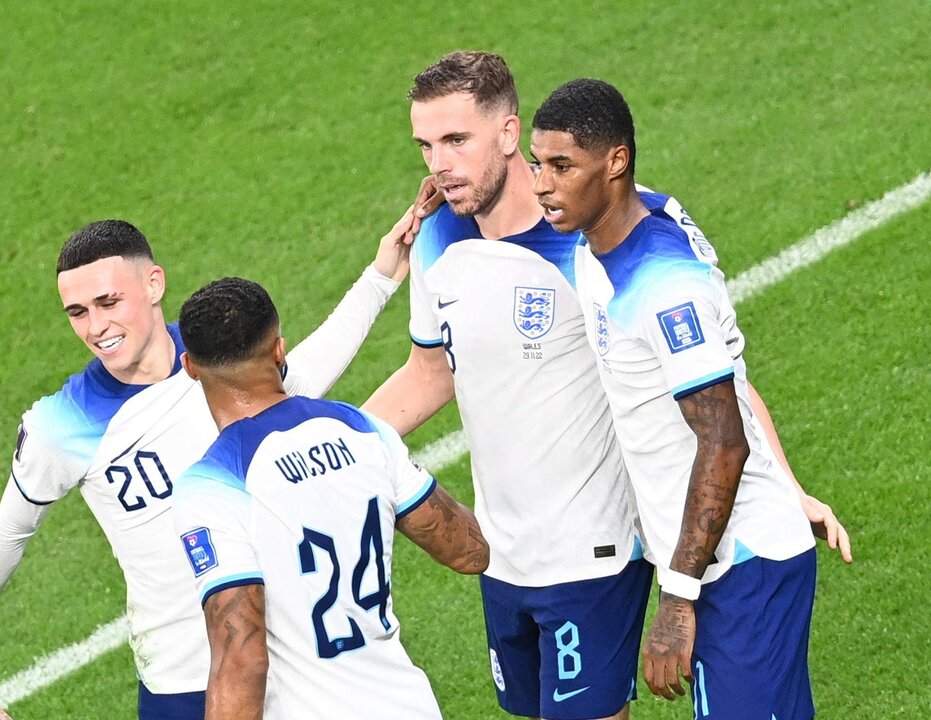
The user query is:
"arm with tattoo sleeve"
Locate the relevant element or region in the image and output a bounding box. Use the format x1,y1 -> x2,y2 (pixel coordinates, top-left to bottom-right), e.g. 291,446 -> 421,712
643,380 -> 749,700
203,584 -> 269,720
396,484 -> 489,574
670,379 -> 749,580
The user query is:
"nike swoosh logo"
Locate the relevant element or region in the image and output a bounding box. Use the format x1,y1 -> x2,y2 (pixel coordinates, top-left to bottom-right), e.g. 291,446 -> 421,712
437,298 -> 459,309
552,686 -> 590,702
110,437 -> 144,463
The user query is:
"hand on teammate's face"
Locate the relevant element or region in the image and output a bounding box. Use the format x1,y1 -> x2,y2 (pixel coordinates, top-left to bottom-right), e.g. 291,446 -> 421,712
642,593 -> 695,701
413,175 -> 444,226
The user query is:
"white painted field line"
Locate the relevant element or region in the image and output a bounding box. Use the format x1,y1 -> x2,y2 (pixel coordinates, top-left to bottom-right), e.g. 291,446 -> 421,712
0,616 -> 128,707
1,170 -> 928,708
727,171 -> 931,303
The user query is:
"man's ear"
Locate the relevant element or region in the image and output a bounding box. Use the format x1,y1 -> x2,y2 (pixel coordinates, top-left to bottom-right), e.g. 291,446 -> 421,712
146,264 -> 167,305
274,336 -> 287,368
500,114 -> 522,157
607,145 -> 631,180
180,351 -> 198,380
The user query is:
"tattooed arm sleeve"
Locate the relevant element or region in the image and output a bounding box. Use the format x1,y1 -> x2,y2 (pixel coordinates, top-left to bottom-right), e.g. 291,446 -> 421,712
203,583 -> 268,720
396,484 -> 489,574
670,380 -> 749,579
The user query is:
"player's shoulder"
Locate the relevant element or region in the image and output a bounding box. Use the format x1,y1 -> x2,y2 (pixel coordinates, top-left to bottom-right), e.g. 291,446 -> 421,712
596,216 -> 713,319
24,358 -> 140,440
221,398 -> 387,476
415,204 -> 482,270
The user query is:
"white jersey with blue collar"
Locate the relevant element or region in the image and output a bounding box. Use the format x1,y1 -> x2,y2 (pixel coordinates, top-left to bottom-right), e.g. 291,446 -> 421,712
10,323 -> 215,692
410,204 -> 640,587
1,265 -> 401,694
172,397 -> 441,719
573,198 -> 814,585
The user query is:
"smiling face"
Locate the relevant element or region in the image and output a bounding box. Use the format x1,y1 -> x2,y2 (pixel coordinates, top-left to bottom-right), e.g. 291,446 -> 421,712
530,128 -> 618,234
57,255 -> 168,384
411,92 -> 514,218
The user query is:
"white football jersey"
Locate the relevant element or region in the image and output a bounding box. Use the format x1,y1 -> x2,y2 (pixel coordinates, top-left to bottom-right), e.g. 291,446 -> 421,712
410,206 -> 639,587
172,398 -> 441,719
573,192 -> 815,585
3,267 -> 399,693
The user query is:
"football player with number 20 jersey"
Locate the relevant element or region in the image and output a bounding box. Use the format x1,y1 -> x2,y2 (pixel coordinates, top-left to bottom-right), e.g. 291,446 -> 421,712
0,216 -> 413,719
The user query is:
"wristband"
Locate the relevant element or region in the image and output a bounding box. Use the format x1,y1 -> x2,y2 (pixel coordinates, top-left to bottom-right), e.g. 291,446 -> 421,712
658,568 -> 701,601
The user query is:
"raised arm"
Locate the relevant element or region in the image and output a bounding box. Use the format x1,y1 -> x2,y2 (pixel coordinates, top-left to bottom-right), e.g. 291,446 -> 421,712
748,382 -> 852,562
203,584 -> 269,720
396,484 -> 488,574
363,343 -> 455,436
643,380 -> 749,700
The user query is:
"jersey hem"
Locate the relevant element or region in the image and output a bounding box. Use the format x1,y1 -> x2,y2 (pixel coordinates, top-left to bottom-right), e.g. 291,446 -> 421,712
397,477 -> 437,518
201,575 -> 265,606
11,471 -> 55,506
671,369 -> 735,400
411,335 -> 443,349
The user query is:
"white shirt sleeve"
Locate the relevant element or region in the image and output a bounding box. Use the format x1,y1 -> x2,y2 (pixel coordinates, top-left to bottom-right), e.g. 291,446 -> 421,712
408,252 -> 442,347
11,412 -> 86,504
283,264 -> 400,399
0,477 -> 50,589
360,411 -> 436,518
173,464 -> 262,605
639,272 -> 735,400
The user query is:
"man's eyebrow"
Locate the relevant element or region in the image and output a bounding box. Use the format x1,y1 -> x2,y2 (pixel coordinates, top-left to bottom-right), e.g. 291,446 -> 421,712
533,152 -> 572,163
62,292 -> 123,312
412,132 -> 473,144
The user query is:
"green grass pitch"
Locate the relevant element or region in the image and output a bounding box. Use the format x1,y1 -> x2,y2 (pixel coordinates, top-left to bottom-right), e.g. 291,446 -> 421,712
0,1 -> 929,717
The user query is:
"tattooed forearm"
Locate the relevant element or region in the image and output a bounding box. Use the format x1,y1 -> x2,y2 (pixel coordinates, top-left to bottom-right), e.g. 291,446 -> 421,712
397,485 -> 490,574
672,380 -> 749,578
203,584 -> 268,720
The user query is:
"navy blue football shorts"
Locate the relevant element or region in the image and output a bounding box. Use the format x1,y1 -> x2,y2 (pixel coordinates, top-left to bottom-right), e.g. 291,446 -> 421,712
480,558 -> 653,720
138,682 -> 205,720
691,548 -> 817,720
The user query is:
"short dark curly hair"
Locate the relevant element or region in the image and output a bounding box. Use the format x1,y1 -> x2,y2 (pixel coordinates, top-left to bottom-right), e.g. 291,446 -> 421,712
532,79 -> 636,173
409,50 -> 518,115
57,220 -> 154,274
179,277 -> 279,367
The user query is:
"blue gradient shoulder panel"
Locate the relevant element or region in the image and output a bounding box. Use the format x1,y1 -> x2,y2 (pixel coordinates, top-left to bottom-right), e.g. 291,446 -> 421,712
26,323 -> 186,468
215,397 -> 379,479
590,216 -> 713,328
415,204 -> 580,285
414,205 -> 481,272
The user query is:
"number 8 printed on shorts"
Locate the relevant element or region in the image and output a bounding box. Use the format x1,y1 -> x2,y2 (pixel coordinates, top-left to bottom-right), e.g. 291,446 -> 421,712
555,621 -> 581,680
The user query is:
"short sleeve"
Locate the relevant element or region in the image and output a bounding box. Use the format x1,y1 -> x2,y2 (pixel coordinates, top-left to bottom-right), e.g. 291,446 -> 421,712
638,269 -> 735,400
409,251 -> 443,348
360,411 -> 436,518
172,461 -> 263,605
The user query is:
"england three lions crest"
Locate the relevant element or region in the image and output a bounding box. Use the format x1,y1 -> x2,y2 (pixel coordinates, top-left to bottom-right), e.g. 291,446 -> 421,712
594,303 -> 610,356
514,287 -> 555,339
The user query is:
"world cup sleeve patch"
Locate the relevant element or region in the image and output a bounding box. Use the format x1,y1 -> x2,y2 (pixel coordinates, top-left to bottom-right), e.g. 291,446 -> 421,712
657,302 -> 705,353
181,527 -> 218,577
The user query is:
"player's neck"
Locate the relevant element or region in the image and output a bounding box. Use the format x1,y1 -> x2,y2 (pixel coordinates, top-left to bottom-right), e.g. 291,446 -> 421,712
202,366 -> 288,432
585,183 -> 649,255
111,316 -> 176,386
474,157 -> 543,240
